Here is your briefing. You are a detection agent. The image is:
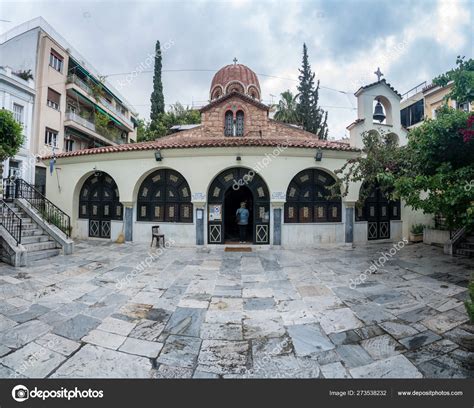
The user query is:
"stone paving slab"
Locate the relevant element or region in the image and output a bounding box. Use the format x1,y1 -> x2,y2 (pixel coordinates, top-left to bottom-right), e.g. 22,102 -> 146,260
0,240 -> 471,378
51,345 -> 152,378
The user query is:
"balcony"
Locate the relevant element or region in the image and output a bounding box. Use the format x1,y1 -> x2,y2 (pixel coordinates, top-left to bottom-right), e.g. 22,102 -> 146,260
66,74 -> 134,129
65,111 -> 128,145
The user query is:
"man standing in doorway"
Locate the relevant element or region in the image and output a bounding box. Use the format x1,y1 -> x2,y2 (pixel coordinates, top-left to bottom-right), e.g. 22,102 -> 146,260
236,201 -> 249,243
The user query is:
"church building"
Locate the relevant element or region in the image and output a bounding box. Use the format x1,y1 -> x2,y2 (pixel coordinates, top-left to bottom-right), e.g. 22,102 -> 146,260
43,63 -> 429,247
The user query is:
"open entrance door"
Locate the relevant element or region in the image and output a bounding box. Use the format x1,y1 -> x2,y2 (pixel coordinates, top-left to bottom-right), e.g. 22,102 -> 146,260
224,186 -> 253,243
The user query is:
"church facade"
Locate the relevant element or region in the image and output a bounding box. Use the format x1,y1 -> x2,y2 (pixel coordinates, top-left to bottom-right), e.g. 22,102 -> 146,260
43,63 -> 430,247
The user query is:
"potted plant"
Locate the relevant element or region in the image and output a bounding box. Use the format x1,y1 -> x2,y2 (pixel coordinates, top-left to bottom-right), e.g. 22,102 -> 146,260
409,223 -> 424,243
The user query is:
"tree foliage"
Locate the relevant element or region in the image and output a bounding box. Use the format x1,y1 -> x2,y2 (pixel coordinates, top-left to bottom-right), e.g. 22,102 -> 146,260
150,40 -> 165,131
433,56 -> 474,104
296,43 -> 328,139
0,109 -> 24,161
273,90 -> 300,124
137,103 -> 201,142
395,107 -> 474,230
334,130 -> 402,204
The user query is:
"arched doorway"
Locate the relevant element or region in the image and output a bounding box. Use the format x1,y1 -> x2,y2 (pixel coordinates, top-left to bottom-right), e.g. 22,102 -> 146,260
78,172 -> 123,238
208,167 -> 270,244
356,183 -> 401,240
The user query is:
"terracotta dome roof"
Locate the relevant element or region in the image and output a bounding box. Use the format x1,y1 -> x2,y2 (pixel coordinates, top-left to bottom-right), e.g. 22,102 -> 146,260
210,63 -> 261,100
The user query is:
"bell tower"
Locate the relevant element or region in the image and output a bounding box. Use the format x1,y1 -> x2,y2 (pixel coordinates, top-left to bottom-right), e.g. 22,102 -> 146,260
347,69 -> 407,148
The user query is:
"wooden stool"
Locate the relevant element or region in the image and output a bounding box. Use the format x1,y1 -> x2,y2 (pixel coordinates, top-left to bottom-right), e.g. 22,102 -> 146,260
151,225 -> 165,247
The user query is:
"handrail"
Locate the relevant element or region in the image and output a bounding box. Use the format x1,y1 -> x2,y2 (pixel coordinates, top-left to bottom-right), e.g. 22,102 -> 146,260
444,226 -> 466,256
3,178 -> 71,237
0,199 -> 22,245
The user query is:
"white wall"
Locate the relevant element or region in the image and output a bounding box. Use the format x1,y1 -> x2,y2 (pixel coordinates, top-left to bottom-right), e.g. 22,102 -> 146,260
44,146 -> 427,246
0,67 -> 36,183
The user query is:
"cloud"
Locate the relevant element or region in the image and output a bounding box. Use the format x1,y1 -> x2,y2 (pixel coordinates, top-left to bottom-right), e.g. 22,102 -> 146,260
1,0 -> 471,139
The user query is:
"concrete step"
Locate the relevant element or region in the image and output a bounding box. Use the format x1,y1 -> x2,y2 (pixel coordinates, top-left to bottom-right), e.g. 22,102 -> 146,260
455,248 -> 474,258
459,242 -> 474,250
21,228 -> 45,237
21,235 -> 52,244
21,222 -> 40,230
23,241 -> 58,252
26,248 -> 61,262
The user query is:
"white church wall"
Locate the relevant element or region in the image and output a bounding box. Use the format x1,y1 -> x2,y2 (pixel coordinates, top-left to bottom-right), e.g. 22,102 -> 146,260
281,223 -> 345,247
354,222 -> 368,243
45,146 -> 362,245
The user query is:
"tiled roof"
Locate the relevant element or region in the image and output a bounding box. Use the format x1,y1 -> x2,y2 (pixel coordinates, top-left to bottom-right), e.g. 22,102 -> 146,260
211,63 -> 260,94
355,79 -> 402,98
200,90 -> 269,112
44,133 -> 359,160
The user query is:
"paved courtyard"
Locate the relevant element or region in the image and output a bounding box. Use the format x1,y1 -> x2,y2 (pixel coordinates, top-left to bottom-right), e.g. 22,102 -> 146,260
0,240 -> 472,379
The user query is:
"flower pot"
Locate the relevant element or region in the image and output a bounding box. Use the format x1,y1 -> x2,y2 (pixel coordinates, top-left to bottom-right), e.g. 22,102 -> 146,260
409,232 -> 423,243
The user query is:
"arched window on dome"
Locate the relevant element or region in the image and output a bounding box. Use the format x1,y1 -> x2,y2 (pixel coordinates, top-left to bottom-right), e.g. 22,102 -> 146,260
224,111 -> 233,136
236,110 -> 244,136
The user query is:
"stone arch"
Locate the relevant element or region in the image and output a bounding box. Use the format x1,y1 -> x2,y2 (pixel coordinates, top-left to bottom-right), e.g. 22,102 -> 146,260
247,85 -> 260,100
207,166 -> 270,244
135,168 -> 193,223
77,171 -> 122,238
225,80 -> 245,94
284,168 -> 342,223
210,84 -> 224,100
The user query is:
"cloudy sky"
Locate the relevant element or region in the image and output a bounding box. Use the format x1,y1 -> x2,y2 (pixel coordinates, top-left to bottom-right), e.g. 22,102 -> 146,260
1,0 -> 472,138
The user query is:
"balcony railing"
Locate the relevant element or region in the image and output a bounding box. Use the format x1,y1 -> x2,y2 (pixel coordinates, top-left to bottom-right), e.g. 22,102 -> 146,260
67,74 -> 92,94
67,74 -> 133,128
65,111 -> 127,145
65,111 -> 96,132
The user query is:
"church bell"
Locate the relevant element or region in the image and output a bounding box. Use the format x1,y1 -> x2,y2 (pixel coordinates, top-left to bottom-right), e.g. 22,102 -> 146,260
373,99 -> 386,123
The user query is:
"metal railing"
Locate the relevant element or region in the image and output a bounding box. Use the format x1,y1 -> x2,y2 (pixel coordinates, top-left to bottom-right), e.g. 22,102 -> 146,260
65,111 -> 96,132
3,178 -> 71,237
67,74 -> 133,128
65,111 -> 127,145
0,200 -> 22,245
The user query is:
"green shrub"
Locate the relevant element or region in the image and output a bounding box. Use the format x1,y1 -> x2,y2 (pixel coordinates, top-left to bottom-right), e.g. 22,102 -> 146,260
410,224 -> 425,234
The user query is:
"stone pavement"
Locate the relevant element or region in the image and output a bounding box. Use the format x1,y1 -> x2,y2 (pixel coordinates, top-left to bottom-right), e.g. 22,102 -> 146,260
0,240 -> 472,378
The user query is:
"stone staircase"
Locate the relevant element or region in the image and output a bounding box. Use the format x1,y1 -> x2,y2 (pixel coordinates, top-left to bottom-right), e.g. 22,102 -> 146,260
455,235 -> 474,258
7,203 -> 61,262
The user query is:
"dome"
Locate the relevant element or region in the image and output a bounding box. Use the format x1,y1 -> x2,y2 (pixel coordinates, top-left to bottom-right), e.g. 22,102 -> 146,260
210,63 -> 261,100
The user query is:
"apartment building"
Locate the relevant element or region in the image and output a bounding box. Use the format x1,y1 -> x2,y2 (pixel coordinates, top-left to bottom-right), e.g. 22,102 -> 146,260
0,66 -> 36,184
400,80 -> 472,129
0,17 -> 138,192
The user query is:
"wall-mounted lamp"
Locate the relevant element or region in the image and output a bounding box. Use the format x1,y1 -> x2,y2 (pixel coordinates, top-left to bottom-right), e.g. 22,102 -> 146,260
155,150 -> 162,162
93,166 -> 102,177
315,149 -> 323,162
236,155 -> 242,161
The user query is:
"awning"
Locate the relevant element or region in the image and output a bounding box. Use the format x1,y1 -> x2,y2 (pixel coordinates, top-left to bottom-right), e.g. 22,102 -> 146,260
69,57 -> 123,104
68,89 -> 127,130
95,105 -> 126,129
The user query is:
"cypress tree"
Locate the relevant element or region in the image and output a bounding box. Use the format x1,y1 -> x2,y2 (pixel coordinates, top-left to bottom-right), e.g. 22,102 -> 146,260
150,40 -> 165,132
296,43 -> 315,132
296,43 -> 329,139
